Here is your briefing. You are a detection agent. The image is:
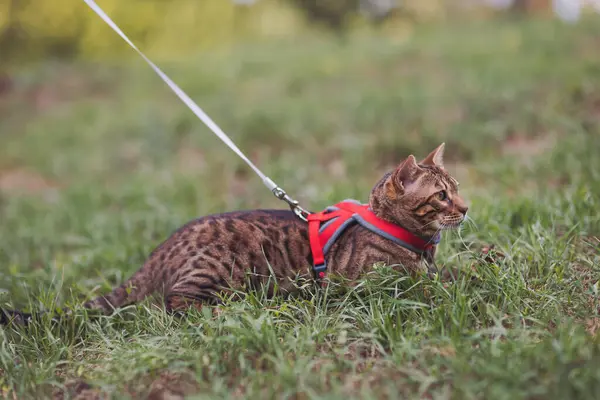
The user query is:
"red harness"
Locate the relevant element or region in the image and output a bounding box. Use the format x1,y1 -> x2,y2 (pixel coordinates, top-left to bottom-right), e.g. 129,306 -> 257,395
307,200 -> 439,281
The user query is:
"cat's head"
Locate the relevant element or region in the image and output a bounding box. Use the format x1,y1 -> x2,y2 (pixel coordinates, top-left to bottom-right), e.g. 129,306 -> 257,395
369,143 -> 468,240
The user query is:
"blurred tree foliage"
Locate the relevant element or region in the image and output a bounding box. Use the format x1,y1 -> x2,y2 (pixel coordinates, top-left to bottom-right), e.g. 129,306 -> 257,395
0,0 -> 590,66
288,0 -> 359,32
0,0 -> 308,64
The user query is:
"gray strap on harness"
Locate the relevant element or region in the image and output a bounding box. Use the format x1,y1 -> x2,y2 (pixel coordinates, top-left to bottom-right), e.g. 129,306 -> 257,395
319,199 -> 440,256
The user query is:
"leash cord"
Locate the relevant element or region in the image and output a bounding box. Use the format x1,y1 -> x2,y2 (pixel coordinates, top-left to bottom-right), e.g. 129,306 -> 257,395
82,0 -> 309,222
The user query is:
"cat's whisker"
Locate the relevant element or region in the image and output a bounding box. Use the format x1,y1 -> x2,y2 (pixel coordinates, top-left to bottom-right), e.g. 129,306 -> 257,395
455,222 -> 474,254
427,225 -> 444,246
441,216 -> 463,228
419,219 -> 440,230
464,215 -> 479,231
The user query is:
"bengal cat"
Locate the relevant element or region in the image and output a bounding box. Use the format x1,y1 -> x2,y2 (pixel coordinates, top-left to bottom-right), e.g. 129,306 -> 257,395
1,143 -> 468,324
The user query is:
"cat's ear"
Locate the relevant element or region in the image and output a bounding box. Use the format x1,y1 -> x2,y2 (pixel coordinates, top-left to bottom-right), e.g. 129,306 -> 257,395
420,142 -> 445,168
385,155 -> 420,199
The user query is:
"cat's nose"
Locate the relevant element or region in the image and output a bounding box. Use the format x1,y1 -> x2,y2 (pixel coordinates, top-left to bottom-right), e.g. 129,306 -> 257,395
457,204 -> 469,215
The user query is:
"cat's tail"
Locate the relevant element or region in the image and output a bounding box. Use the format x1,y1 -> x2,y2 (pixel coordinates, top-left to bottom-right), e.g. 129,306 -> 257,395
1,261 -> 161,326
82,261 -> 161,314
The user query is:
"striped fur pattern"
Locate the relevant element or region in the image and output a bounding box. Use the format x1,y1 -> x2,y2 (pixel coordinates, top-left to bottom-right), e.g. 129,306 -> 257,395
1,143 -> 468,323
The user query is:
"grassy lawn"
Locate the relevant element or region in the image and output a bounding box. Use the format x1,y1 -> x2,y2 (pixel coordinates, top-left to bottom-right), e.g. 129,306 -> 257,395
1,16 -> 600,399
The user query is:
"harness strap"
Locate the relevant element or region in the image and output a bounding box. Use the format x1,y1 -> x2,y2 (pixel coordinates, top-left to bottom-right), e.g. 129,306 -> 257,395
308,200 -> 440,284
308,209 -> 345,277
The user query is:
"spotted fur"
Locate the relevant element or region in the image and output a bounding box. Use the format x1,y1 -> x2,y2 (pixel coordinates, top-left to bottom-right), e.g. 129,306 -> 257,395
1,143 -> 468,323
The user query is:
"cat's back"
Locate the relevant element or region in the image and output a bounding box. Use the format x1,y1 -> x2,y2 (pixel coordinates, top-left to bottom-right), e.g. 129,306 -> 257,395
180,208 -> 305,237
150,209 -> 310,260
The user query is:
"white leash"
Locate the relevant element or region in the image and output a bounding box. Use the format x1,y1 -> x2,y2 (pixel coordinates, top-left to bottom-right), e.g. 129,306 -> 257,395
82,0 -> 308,221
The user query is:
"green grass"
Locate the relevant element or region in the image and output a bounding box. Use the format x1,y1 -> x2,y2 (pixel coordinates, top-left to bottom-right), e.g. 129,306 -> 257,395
1,15 -> 600,399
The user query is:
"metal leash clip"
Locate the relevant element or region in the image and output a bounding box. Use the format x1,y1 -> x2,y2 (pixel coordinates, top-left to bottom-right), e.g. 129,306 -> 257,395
272,186 -> 310,222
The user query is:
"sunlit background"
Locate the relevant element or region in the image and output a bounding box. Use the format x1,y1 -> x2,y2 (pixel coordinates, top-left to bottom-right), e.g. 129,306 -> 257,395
1,0 -> 599,62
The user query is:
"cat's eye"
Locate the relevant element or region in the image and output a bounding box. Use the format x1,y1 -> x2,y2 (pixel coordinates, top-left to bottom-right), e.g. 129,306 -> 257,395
438,191 -> 448,201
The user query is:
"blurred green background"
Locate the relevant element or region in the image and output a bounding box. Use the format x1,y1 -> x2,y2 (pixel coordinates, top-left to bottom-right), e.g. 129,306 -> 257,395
1,0 -> 598,199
